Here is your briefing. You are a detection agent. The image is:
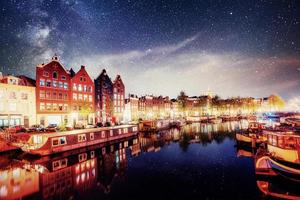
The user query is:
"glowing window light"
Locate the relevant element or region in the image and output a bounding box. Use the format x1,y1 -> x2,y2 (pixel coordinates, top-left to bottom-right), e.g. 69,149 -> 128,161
91,159 -> 95,168
81,172 -> 85,182
0,171 -> 8,181
75,164 -> 80,174
13,184 -> 20,193
0,186 -> 8,197
12,168 -> 20,178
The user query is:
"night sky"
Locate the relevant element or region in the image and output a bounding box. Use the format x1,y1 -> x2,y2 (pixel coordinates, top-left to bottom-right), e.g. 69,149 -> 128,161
0,0 -> 299,105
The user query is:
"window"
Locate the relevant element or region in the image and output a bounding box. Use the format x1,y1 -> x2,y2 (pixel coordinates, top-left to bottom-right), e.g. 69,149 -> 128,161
46,103 -> 51,111
64,93 -> 68,100
58,104 -> 63,111
88,86 -> 92,93
78,94 -> 83,101
78,84 -> 82,91
73,83 -> 77,91
132,126 -> 138,132
83,94 -> 88,101
118,129 -> 122,134
89,95 -> 92,102
73,106 -> 77,111
52,92 -> 57,99
53,71 -> 58,79
73,93 -> 77,100
9,103 -> 17,111
90,132 -> 94,140
83,85 -> 87,92
78,134 -> 87,142
43,71 -> 49,77
78,153 -> 87,162
40,103 -> 45,111
58,93 -> 63,99
46,91 -> 51,99
46,80 -> 51,87
101,131 -> 105,138
53,103 -> 58,111
53,81 -> 58,87
110,130 -> 113,137
52,137 -> 67,146
61,76 -> 66,80
63,83 -> 68,89
123,128 -> 128,134
40,79 -> 45,86
9,92 -> 16,99
63,104 -> 68,111
59,82 -> 63,88
20,93 -> 28,100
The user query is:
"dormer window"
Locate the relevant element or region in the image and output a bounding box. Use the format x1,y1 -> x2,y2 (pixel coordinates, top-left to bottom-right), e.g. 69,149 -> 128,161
53,72 -> 58,79
61,76 -> 66,80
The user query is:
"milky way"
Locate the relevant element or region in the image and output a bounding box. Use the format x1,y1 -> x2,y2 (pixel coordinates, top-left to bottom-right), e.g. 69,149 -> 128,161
0,0 -> 299,101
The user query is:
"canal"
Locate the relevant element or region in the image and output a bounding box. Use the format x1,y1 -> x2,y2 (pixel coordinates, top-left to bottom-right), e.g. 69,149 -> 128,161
0,120 -> 297,199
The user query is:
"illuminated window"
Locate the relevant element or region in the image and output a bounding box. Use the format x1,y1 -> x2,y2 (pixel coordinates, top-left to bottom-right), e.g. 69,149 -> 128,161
73,83 -> 77,90
53,81 -> 58,87
73,93 -> 77,100
53,103 -> 58,111
78,94 -> 83,100
118,129 -> 122,134
40,103 -> 45,110
88,95 -> 92,102
46,103 -> 51,110
64,104 -> 68,111
59,82 -> 63,88
40,79 -> 45,86
63,82 -> 68,89
52,137 -> 67,146
78,84 -> 82,91
83,94 -> 88,101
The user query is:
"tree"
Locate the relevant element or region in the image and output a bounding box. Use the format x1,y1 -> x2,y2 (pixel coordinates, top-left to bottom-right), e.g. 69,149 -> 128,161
268,94 -> 285,111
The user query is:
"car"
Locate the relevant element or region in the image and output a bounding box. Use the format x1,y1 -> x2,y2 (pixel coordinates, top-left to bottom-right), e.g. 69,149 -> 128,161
46,124 -> 58,132
27,124 -> 45,132
7,125 -> 27,133
96,122 -> 103,127
74,123 -> 85,129
85,124 -> 96,129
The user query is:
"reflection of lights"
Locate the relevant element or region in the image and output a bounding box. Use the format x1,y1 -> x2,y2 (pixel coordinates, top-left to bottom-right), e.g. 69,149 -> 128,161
92,168 -> 95,176
76,175 -> 80,185
0,171 -> 8,181
0,186 -> 7,197
86,161 -> 90,169
91,159 -> 95,168
12,168 -> 20,178
75,165 -> 80,174
13,185 -> 20,193
81,172 -> 85,182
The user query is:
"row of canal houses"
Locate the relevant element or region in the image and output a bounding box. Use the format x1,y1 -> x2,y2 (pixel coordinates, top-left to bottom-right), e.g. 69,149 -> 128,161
0,55 -> 125,128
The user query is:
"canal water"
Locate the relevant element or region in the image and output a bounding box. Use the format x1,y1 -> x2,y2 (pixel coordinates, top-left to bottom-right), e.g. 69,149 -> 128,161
0,120 -> 294,200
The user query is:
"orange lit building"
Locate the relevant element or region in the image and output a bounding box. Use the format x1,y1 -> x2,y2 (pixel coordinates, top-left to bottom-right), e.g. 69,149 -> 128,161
36,55 -> 72,126
70,65 -> 95,126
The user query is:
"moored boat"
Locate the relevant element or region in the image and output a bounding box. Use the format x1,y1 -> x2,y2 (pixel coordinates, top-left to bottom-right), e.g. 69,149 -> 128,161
11,125 -> 138,156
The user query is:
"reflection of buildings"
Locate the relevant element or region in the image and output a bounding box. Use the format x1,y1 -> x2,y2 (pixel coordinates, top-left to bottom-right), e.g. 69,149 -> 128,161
0,166 -> 39,199
0,74 -> 36,127
0,137 -> 140,199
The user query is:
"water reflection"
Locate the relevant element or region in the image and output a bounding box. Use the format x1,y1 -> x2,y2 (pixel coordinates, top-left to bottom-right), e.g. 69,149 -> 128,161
1,120 -> 293,200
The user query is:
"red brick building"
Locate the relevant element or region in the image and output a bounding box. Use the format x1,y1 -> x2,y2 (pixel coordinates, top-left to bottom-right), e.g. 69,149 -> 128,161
36,55 -> 72,126
94,69 -> 113,124
70,65 -> 95,126
113,75 -> 125,123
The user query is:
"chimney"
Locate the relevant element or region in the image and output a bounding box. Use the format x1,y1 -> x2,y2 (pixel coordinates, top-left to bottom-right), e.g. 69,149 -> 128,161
81,65 -> 85,69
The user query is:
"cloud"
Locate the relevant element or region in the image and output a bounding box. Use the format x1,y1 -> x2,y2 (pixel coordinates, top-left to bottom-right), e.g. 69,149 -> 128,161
64,36 -> 300,99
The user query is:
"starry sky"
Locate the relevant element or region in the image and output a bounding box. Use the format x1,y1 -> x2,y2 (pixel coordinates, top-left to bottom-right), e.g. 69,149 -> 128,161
0,0 -> 299,105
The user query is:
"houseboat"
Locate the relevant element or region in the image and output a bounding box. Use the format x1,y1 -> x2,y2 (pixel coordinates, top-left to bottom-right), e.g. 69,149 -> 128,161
235,122 -> 267,146
139,119 -> 171,132
11,125 -> 139,156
